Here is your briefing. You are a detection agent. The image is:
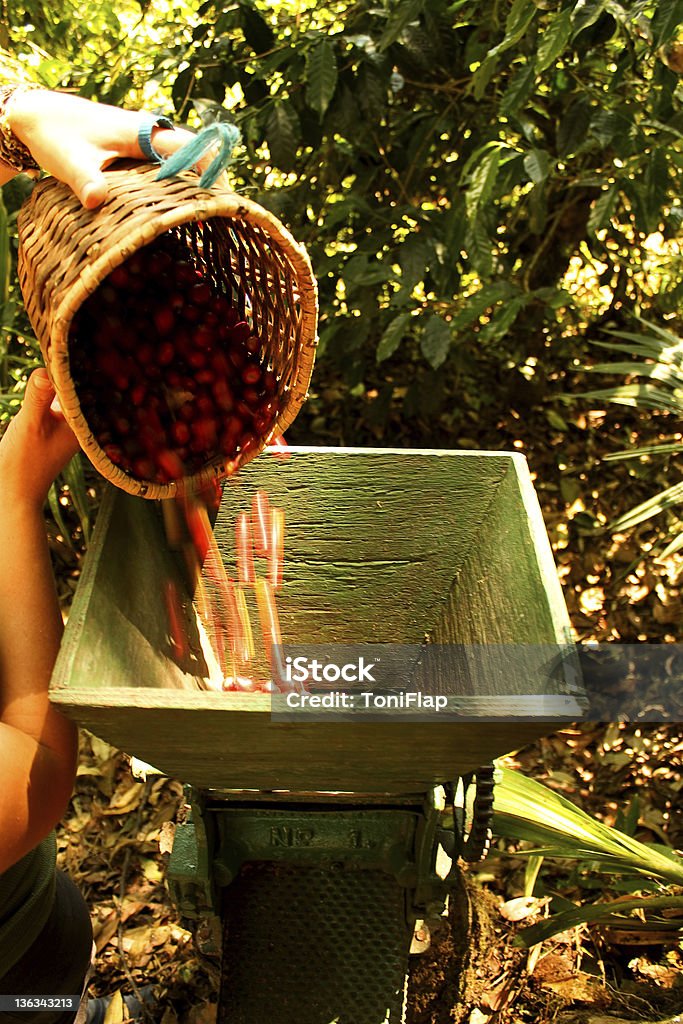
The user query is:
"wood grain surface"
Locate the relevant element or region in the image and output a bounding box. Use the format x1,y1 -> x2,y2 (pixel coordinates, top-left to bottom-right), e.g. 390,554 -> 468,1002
51,447 -> 583,793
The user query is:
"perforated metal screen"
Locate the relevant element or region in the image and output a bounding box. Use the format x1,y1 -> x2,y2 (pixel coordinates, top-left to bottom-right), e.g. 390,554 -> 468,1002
218,862 -> 412,1024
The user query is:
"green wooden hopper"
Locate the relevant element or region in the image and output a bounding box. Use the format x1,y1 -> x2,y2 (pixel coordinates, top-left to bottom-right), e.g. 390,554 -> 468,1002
51,448 -> 583,794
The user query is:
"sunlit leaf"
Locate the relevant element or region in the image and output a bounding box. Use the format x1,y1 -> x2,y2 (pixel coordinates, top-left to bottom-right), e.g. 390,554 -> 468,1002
659,531 -> 683,558
536,7 -> 573,71
493,765 -> 683,886
602,441 -> 683,461
609,480 -> 683,531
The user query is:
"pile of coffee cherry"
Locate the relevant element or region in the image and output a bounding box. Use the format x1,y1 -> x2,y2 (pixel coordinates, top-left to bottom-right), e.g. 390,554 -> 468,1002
68,230 -> 279,484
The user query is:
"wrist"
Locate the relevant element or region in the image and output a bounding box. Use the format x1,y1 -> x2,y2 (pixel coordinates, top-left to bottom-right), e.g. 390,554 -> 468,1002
5,86 -> 45,149
0,84 -> 43,174
0,460 -> 48,516
0,486 -> 45,519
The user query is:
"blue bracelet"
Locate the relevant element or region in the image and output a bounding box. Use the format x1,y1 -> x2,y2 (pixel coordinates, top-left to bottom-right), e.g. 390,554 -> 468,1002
137,114 -> 174,163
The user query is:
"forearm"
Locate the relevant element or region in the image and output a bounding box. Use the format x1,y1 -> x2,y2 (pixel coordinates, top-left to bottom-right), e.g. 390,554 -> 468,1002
0,494 -> 78,867
0,497 -> 76,755
0,163 -> 17,187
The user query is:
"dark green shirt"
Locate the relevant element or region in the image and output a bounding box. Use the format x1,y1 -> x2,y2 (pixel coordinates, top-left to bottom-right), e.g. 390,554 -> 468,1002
0,834 -> 56,978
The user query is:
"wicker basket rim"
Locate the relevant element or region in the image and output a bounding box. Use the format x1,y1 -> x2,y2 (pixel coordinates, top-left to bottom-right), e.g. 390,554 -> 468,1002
50,184 -> 316,343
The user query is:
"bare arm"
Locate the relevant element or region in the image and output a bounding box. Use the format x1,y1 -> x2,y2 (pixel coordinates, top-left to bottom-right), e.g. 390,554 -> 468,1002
0,372 -> 80,871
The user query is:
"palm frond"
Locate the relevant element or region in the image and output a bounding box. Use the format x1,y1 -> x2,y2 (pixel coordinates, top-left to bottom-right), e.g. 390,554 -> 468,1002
493,766 -> 683,887
609,480 -> 683,532
584,360 -> 683,388
573,383 -> 682,414
567,319 -> 683,546
602,441 -> 683,461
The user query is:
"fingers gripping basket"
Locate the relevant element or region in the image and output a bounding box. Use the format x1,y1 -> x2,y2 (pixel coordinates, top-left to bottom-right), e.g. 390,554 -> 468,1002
17,160 -> 318,499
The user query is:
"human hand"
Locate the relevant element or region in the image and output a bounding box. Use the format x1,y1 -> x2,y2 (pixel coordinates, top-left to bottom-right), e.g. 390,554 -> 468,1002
6,89 -> 198,209
0,369 -> 80,509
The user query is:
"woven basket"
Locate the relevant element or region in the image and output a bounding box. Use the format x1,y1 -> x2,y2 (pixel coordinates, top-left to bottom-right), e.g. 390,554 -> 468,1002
17,160 -> 318,499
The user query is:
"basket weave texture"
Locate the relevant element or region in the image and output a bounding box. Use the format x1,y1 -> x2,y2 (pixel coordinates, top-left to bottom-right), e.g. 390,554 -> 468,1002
17,160 -> 318,499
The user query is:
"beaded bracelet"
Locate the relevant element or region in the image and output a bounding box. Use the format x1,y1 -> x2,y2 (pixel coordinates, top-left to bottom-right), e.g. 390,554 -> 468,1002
0,84 -> 42,175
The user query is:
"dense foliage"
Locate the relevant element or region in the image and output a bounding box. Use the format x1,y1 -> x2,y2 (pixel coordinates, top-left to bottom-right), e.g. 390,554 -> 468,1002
175,0 -> 683,430
2,0 -> 682,437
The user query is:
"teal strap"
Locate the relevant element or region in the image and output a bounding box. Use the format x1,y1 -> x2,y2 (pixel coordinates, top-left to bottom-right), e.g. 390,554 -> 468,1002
138,114 -> 174,162
155,122 -> 241,189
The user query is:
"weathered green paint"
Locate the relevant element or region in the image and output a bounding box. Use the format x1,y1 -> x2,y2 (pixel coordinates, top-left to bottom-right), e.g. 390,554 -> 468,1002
51,447 -> 583,793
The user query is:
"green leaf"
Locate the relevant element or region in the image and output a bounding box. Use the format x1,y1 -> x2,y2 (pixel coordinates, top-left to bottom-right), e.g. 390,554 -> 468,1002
652,0 -> 683,46
466,218 -> 494,276
265,101 -> 300,169
479,295 -> 526,342
595,324 -> 683,356
240,4 -> 275,54
472,0 -> 537,99
557,97 -> 593,157
536,8 -> 573,72
586,359 -> 683,388
420,314 -> 452,368
500,62 -> 537,116
466,146 -> 501,221
306,38 -> 338,118
644,148 -> 670,231
516,894 -> 683,948
546,408 -> 569,431
60,455 -> 92,543
0,194 -> 8,319
324,195 -> 372,230
378,0 -> 425,51
47,483 -> 74,554
589,109 -> 625,147
398,235 -> 430,296
588,184 -> 618,233
493,766 -> 683,886
523,148 -> 550,185
528,180 -> 548,234
451,282 -> 516,329
610,480 -> 683,531
576,382 -> 682,413
356,63 -> 388,120
603,441 -> 683,461
442,203 -> 467,261
620,177 -> 649,233
571,0 -> 606,36
344,252 -> 393,288
659,531 -> 683,558
377,312 -> 412,362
